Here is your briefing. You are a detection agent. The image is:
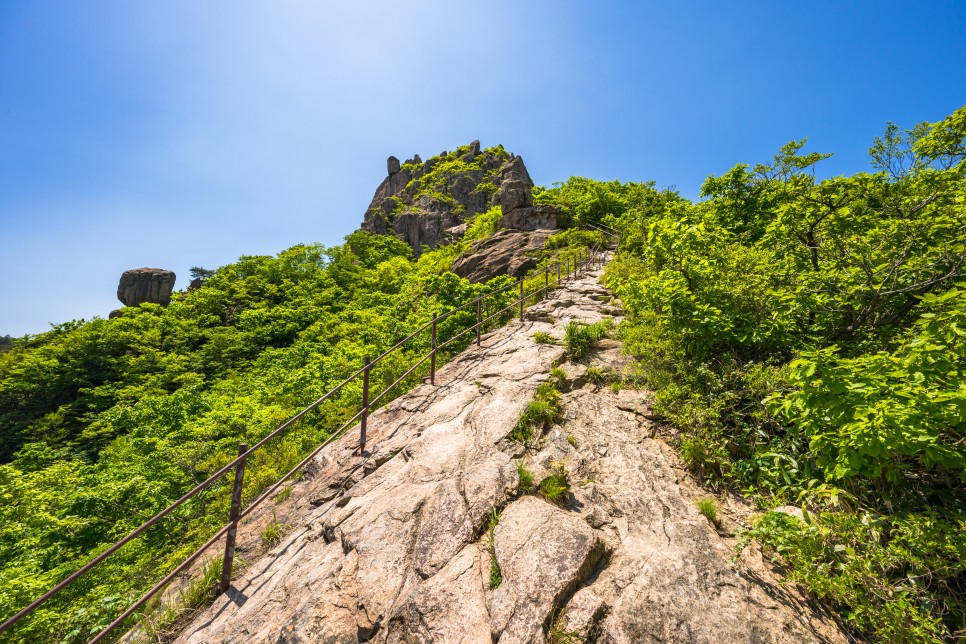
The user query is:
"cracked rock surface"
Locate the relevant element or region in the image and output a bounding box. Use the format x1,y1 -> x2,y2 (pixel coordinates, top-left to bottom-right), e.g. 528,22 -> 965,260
175,262 -> 845,644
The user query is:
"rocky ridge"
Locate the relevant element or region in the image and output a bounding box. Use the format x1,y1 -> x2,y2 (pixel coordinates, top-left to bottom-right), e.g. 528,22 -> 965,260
360,142 -> 560,281
174,263 -> 845,644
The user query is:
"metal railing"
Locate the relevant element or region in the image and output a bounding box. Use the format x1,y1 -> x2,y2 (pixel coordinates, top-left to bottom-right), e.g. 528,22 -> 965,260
0,243 -> 608,643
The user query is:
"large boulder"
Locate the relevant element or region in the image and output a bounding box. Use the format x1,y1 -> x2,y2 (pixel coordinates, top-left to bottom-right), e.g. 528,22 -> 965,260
117,268 -> 176,307
498,204 -> 560,231
451,229 -> 554,282
498,178 -> 532,214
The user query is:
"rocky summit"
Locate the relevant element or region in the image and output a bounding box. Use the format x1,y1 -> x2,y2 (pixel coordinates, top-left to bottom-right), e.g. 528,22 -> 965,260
360,142 -> 561,261
360,142 -> 562,283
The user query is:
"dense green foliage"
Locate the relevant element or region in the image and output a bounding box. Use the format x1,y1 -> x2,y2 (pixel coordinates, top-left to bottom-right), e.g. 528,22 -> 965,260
0,224 -> 524,640
4,110 -> 963,642
593,107 -> 965,642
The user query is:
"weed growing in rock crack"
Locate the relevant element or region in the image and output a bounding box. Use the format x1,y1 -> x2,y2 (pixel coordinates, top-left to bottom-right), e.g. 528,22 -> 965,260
533,331 -> 556,345
586,366 -> 617,386
567,434 -> 577,448
549,366 -> 567,384
509,380 -> 562,443
141,556 -> 225,639
516,460 -> 535,494
610,379 -> 624,393
261,513 -> 285,549
273,487 -> 292,503
538,462 -> 571,505
547,607 -> 582,643
487,508 -> 502,589
564,320 -> 610,359
696,498 -> 720,527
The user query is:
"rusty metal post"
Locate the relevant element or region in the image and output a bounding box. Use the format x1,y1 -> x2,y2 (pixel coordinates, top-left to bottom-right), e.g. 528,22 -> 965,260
360,355 -> 371,454
220,443 -> 248,593
476,298 -> 482,347
519,277 -> 524,321
430,314 -> 437,385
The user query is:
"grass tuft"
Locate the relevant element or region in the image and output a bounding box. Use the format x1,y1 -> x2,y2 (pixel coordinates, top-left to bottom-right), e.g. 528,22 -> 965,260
273,487 -> 292,503
487,508 -> 502,589
533,331 -> 556,345
260,514 -> 285,549
509,379 -> 562,443
696,497 -> 720,527
538,462 -> 570,505
517,460 -> 535,494
563,320 -> 610,359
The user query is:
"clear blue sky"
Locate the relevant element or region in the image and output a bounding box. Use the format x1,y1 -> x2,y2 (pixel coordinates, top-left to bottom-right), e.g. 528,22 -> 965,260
2,1 -> 964,336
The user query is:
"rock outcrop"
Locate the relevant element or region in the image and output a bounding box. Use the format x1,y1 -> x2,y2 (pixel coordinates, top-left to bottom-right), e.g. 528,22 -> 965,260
116,268 -> 176,307
360,142 -> 557,256
175,263 -> 845,644
451,229 -> 553,282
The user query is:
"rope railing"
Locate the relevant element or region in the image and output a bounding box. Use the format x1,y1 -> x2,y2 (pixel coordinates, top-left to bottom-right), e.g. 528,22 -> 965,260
0,242 -> 608,643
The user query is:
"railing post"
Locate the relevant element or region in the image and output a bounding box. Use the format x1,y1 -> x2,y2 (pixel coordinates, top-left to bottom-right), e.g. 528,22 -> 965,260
220,443 -> 248,593
430,314 -> 437,385
544,269 -> 548,299
557,261 -> 561,286
476,298 -> 482,347
519,277 -> 524,322
360,355 -> 371,454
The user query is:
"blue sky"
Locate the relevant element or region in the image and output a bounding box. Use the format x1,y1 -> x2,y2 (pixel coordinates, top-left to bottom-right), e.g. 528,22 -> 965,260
2,1 -> 964,336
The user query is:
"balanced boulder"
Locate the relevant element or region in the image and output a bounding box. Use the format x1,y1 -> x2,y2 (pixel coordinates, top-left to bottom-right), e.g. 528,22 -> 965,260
117,268 -> 176,307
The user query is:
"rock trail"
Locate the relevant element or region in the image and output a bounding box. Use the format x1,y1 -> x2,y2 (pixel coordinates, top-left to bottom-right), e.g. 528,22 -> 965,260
175,263 -> 845,644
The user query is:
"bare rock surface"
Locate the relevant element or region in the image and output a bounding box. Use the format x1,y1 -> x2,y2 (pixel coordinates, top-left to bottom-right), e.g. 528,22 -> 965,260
490,497 -> 605,643
451,229 -> 553,283
116,267 -> 176,307
175,262 -> 845,644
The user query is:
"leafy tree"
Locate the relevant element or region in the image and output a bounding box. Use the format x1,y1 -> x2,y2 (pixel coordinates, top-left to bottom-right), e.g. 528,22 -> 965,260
606,107 -> 966,641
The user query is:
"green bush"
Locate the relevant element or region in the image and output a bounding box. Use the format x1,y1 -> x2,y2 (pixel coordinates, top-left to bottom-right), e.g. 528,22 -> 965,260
605,107 -> 966,640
